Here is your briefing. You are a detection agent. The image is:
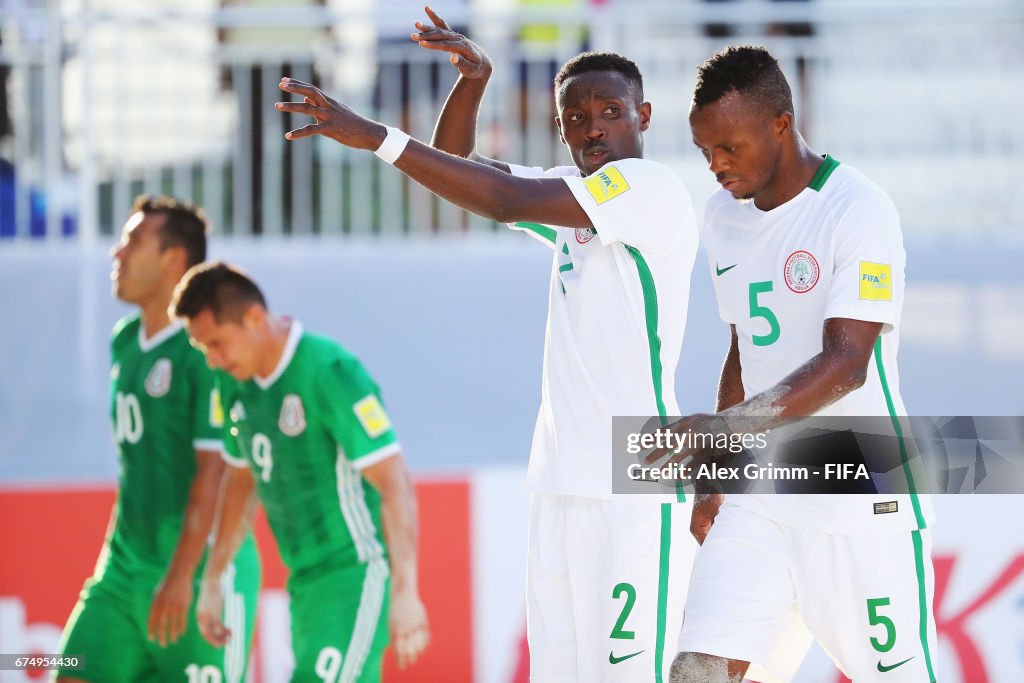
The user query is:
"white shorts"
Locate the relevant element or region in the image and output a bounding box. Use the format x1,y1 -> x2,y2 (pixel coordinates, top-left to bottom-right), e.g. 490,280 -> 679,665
527,493 -> 697,682
678,503 -> 938,682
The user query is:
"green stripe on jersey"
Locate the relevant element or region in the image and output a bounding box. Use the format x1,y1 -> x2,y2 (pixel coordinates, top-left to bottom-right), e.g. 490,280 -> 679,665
654,504 -> 672,682
873,337 -> 926,530
514,221 -> 557,244
624,245 -> 686,503
624,245 -> 684,680
912,530 -> 937,681
807,155 -> 840,191
624,246 -> 666,422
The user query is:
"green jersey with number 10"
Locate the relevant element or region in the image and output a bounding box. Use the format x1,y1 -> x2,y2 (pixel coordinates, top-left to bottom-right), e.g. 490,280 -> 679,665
107,314 -> 227,572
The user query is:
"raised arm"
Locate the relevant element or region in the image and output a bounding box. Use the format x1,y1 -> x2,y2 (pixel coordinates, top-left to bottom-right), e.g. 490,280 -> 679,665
277,79 -> 590,227
412,7 -> 509,172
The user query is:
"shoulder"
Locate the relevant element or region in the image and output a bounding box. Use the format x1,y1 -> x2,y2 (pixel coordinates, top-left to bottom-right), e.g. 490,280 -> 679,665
821,163 -> 899,224
701,188 -> 738,237
301,334 -> 373,386
704,187 -> 735,220
110,313 -> 140,350
579,159 -> 690,215
600,158 -> 683,187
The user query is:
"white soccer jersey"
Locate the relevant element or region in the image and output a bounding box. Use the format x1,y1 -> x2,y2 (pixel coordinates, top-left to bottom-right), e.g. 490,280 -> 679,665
702,156 -> 933,533
507,158 -> 698,498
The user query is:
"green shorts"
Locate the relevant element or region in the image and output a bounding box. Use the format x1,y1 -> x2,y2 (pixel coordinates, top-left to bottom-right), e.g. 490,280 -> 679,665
288,557 -> 390,683
55,536 -> 260,683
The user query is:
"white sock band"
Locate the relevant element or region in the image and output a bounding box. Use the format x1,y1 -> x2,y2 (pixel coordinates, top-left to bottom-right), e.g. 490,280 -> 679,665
374,126 -> 411,164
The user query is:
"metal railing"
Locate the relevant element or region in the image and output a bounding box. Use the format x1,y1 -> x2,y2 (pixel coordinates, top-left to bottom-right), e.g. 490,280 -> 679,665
1,0 -> 1022,241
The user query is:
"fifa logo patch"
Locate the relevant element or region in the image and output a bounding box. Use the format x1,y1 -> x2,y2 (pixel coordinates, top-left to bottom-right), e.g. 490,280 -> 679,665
582,166 -> 630,205
784,250 -> 820,293
279,394 -> 307,437
354,395 -> 392,438
209,389 -> 225,428
859,262 -> 892,301
145,358 -> 172,397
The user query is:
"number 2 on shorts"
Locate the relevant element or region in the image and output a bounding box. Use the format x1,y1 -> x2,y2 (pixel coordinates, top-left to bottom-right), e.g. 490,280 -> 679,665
610,582 -> 637,640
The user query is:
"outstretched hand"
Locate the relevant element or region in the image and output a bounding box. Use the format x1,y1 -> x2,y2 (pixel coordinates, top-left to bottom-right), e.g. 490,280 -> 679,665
411,6 -> 491,80
277,78 -> 385,149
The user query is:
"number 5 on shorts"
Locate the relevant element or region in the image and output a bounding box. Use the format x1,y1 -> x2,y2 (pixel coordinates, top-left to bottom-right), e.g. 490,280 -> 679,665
866,597 -> 896,653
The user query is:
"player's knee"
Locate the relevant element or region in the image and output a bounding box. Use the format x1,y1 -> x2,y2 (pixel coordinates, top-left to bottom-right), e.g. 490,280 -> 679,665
669,651 -> 739,683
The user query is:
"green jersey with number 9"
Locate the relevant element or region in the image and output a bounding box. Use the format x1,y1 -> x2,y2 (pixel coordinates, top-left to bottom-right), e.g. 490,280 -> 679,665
218,321 -> 400,582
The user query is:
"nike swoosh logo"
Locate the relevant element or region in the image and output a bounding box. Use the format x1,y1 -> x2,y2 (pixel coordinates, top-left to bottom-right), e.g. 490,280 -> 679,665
877,656 -> 914,673
609,650 -> 645,664
716,263 -> 738,276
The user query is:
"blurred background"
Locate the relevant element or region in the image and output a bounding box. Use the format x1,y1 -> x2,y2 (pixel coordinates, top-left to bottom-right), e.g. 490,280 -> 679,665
1,0 -> 1023,681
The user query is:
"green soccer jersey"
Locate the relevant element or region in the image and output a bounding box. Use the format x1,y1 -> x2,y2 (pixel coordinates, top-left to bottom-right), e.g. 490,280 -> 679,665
107,314 -> 226,571
219,321 -> 400,582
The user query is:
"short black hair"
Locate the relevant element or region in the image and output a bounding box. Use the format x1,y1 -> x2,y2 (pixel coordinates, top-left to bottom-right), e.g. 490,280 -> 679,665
131,195 -> 209,269
692,45 -> 793,116
554,51 -> 644,104
172,261 -> 267,324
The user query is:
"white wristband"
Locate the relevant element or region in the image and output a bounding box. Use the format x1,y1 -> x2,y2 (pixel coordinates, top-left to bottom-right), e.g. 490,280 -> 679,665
374,126 -> 411,164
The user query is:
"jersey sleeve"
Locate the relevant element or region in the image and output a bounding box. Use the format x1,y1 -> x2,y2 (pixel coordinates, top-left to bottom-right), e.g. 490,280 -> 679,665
216,375 -> 250,469
823,191 -> 905,331
318,356 -> 402,471
562,158 -> 692,255
505,164 -> 580,249
109,314 -> 136,362
190,351 -> 224,453
701,192 -> 739,324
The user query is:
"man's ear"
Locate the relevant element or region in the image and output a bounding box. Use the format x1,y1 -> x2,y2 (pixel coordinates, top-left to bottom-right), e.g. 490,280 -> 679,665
161,245 -> 189,281
775,111 -> 793,138
638,101 -> 652,132
555,116 -> 566,145
242,303 -> 266,333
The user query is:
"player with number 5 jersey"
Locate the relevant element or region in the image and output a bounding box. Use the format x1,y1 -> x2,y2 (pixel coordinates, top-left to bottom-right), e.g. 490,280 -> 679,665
667,47 -> 937,683
171,262 -> 430,682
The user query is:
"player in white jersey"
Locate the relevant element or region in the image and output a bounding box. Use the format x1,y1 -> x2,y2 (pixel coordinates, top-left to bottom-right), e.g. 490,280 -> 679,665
663,47 -> 938,682
277,9 -> 699,679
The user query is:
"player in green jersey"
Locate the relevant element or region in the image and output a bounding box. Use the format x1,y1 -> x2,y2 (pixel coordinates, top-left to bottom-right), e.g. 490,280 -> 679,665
170,262 -> 430,682
55,197 -> 260,683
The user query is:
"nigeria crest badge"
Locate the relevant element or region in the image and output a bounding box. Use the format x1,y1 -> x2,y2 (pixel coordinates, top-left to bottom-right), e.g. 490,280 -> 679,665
784,250 -> 820,293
